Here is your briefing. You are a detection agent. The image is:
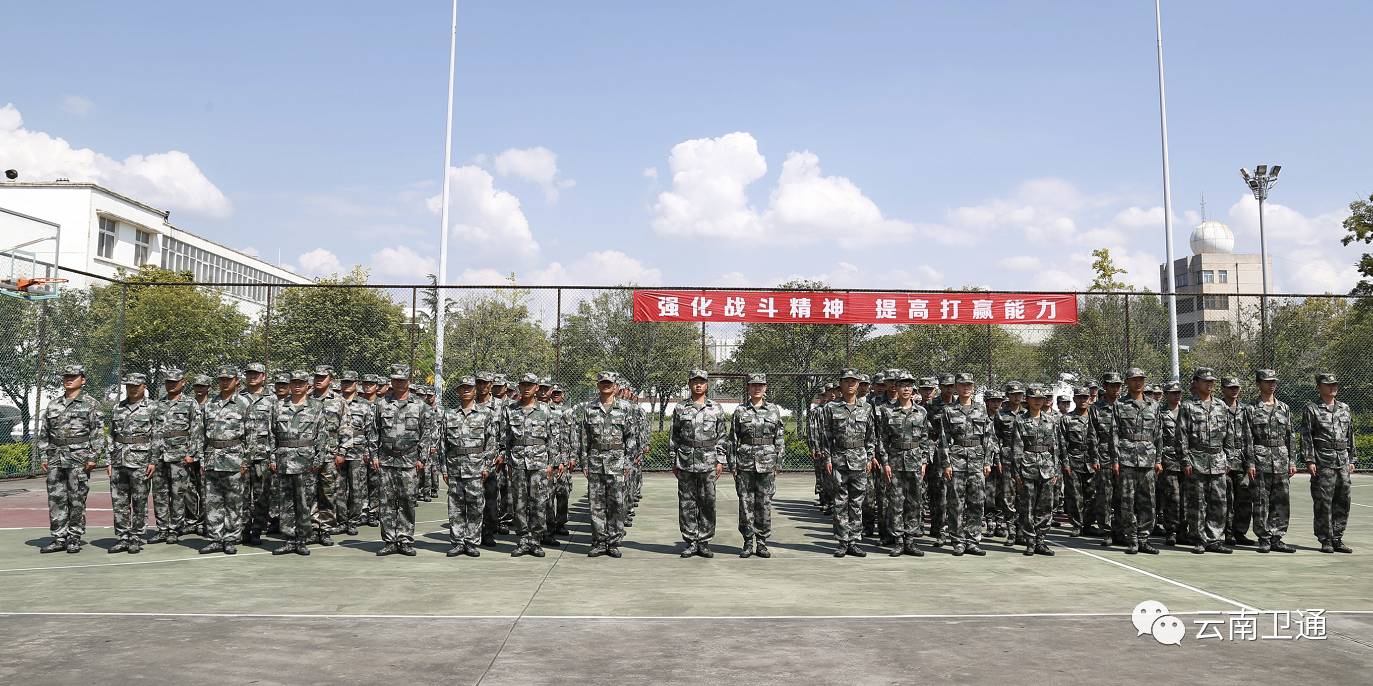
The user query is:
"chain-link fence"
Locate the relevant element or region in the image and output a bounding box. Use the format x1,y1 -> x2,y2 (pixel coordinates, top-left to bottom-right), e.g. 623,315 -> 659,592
4,272 -> 1372,476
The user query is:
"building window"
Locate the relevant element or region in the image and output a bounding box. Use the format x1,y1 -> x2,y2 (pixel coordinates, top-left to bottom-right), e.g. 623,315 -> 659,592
1176,297 -> 1195,314
1202,270 -> 1215,284
1206,321 -> 1230,336
1218,269 -> 1229,283
1203,295 -> 1229,310
98,217 -> 117,259
1178,323 -> 1195,338
1175,270 -> 1188,288
134,230 -> 152,266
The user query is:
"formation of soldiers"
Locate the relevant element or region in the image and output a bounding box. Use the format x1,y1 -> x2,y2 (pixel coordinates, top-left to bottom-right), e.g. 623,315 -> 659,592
804,366 -> 1358,556
35,361 -> 1357,559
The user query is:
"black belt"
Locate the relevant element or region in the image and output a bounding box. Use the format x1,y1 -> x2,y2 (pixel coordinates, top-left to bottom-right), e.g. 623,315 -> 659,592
207,437 -> 244,449
1258,439 -> 1285,448
114,435 -> 151,445
163,430 -> 191,439
832,438 -> 865,450
1312,440 -> 1346,452
681,437 -> 720,450
512,437 -> 548,447
448,445 -> 485,456
1123,433 -> 1153,442
49,433 -> 91,447
887,439 -> 916,450
1192,445 -> 1223,454
954,438 -> 981,447
1023,447 -> 1051,454
739,436 -> 775,446
278,438 -> 314,449
381,444 -> 416,457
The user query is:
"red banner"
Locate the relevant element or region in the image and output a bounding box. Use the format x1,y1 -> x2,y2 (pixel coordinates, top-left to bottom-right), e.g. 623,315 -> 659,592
633,290 -> 1077,325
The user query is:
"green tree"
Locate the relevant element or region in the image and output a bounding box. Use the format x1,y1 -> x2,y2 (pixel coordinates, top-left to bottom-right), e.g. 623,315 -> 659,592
1339,193 -> 1373,296
263,267 -> 412,376
1089,248 -> 1129,292
439,286 -> 554,384
0,288 -> 94,442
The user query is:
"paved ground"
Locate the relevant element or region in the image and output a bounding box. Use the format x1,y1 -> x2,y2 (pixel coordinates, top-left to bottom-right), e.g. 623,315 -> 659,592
1,473 -> 1370,684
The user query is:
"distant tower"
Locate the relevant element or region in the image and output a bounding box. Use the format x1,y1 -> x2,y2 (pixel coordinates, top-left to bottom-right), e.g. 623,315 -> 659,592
1159,199 -> 1270,348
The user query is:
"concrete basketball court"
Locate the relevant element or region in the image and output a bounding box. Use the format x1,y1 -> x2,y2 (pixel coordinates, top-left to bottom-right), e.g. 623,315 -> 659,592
1,472 -> 1370,684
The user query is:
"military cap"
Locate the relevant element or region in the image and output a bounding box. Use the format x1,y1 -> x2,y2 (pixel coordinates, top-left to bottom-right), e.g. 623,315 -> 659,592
1146,383 -> 1161,394
839,368 -> 861,381
243,362 -> 267,374
937,373 -> 956,386
274,373 -> 290,385
215,365 -> 239,379
122,372 -> 147,385
539,376 -> 552,387
688,368 -> 710,381
1315,372 -> 1339,385
1056,394 -> 1072,403
163,367 -> 184,382
746,372 -> 768,384
1163,381 -> 1183,393
894,370 -> 916,383
857,373 -> 871,384
313,364 -> 334,377
954,372 -> 975,384
1071,385 -> 1089,397
918,376 -> 937,389
1025,384 -> 1048,399
597,371 -> 618,383
193,374 -> 212,387
1192,366 -> 1217,381
455,375 -> 476,388
519,372 -> 541,385
1125,367 -> 1146,380
871,372 -> 887,384
288,369 -> 309,382
1255,369 -> 1278,382
492,374 -> 508,386
60,363 -> 86,377
550,385 -> 564,394
420,384 -> 436,395
388,364 -> 410,380
825,381 -> 840,391
475,370 -> 494,383
1100,371 -> 1123,384
1004,381 -> 1026,395
984,388 -> 1005,401
1087,380 -> 1100,390
338,370 -> 359,382
1221,376 -> 1241,388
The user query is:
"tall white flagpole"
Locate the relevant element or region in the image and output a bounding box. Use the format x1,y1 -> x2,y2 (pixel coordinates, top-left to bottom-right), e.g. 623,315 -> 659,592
433,0 -> 457,397
1156,0 -> 1181,380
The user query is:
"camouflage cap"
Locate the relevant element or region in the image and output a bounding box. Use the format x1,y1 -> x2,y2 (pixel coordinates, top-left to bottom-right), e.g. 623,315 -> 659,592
747,372 -> 767,384
339,370 -> 359,382
937,373 -> 956,386
475,370 -> 494,383
1072,385 -> 1089,397
1192,366 -> 1217,382
857,373 -> 871,384
1004,380 -> 1026,395
163,367 -> 184,382
492,374 -> 508,386
1125,367 -> 1146,380
918,376 -> 937,389
122,372 -> 147,386
216,365 -> 239,379
550,385 -> 564,394
519,372 -> 540,385
1056,394 -> 1072,403
420,384 -> 436,396
1316,372 -> 1339,385
1100,371 -> 1123,384
1087,379 -> 1100,390
688,368 -> 709,382
824,381 -> 840,392
871,372 -> 887,384
1163,381 -> 1183,393
388,364 -> 410,380
839,368 -> 861,381
1255,369 -> 1278,382
274,373 -> 290,385
1025,384 -> 1048,399
313,364 -> 334,377
244,362 -> 267,374
1221,376 -> 1241,388
983,388 -> 1005,401
289,370 -> 311,382
597,371 -> 618,383
456,375 -> 476,388
895,370 -> 917,383
192,374 -> 212,387
954,372 -> 976,384
539,376 -> 552,388
60,363 -> 86,377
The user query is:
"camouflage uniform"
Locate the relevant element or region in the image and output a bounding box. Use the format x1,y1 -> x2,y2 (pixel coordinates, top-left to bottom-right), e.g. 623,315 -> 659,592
1177,369 -> 1231,549
1110,372 -> 1164,550
728,376 -> 785,555
38,367 -> 105,552
925,374 -> 956,543
545,390 -> 575,535
337,375 -> 378,531
186,375 -> 213,529
155,381 -> 204,539
308,367 -> 345,537
201,369 -> 253,548
574,372 -> 639,553
1010,395 -> 1061,550
806,398 -> 830,511
440,378 -> 499,552
1086,377 -> 1120,542
375,367 -> 435,552
1302,373 -> 1355,549
423,386 -> 442,499
627,389 -> 649,512
670,370 -> 728,551
271,372 -> 330,552
991,385 -> 1025,538
821,370 -> 876,552
1059,391 -> 1094,533
108,376 -> 159,549
1244,372 -> 1295,550
874,380 -> 933,553
363,374 -> 384,525
501,377 -> 557,553
240,368 -> 277,542
1220,381 -> 1253,543
1155,383 -> 1186,544
938,374 -> 996,553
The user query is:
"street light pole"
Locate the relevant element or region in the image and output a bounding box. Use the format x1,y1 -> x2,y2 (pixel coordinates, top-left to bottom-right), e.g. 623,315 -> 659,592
1240,164 -> 1280,367
1155,0 -> 1181,381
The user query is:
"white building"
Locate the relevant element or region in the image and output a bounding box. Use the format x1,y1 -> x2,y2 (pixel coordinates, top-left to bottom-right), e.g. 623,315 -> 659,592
0,181 -> 308,315
1158,218 -> 1272,348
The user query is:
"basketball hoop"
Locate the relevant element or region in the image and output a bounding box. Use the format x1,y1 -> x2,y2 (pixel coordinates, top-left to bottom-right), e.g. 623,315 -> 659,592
0,276 -> 67,301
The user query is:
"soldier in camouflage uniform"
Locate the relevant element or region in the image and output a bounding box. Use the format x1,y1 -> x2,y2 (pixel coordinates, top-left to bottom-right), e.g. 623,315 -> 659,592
926,373 -> 956,546
200,366 -> 252,554
1303,372 -> 1356,554
1244,369 -> 1296,553
1110,368 -> 1163,555
939,372 -> 995,557
992,382 -> 1025,543
502,373 -> 557,557
671,368 -> 728,558
475,371 -> 503,545
440,375 -> 498,557
362,374 -> 384,527
1219,376 -> 1255,546
575,371 -> 638,558
545,385 -> 575,538
729,373 -> 785,559
374,364 -> 434,556
981,387 -> 1006,541
38,364 -> 105,553
1010,384 -> 1061,556
874,370 -> 933,557
240,363 -> 275,545
806,388 -> 830,514
491,374 -> 514,533
187,374 -> 212,532
1155,381 -> 1186,546
107,372 -> 158,554
269,370 -> 329,556
1059,386 -> 1093,537
423,384 -> 443,501
268,372 -> 291,534
308,365 -> 344,545
154,368 -> 203,543
863,371 -> 892,543
1178,367 -> 1233,554
335,370 -> 377,536
1087,371 -> 1122,547
821,368 -> 875,557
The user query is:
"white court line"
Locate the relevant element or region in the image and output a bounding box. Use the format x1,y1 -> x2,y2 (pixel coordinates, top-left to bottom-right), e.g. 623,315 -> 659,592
1048,541 -> 1261,612
1350,502 -> 1372,509
0,550 -> 275,574
0,610 -> 1210,620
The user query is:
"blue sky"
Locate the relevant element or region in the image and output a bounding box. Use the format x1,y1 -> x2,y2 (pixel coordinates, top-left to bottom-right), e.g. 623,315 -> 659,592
2,1 -> 1369,292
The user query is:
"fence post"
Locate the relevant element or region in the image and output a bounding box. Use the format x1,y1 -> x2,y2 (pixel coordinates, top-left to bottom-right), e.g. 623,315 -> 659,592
1123,294 -> 1132,367
554,287 -> 562,375
263,285 -> 273,368
409,287 -> 418,372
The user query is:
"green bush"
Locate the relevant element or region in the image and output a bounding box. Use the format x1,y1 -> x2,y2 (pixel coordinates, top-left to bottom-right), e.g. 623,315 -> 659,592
0,442 -> 35,477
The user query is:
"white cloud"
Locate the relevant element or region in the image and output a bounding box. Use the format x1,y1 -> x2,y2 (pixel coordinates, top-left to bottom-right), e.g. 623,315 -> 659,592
997,256 -> 1043,272
60,95 -> 93,117
453,249 -> 662,288
493,146 -> 573,202
715,271 -> 751,287
642,166 -> 659,180
427,165 -> 538,258
370,245 -> 437,280
0,103 -> 231,218
298,248 -> 343,277
239,246 -> 260,257
776,261 -> 945,290
1224,194 -> 1359,292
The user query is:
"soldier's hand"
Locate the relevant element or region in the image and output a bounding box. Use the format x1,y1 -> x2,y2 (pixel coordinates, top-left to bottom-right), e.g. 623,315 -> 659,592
1112,463 -> 1120,476
106,464 -> 112,477
1050,476 -> 1058,486
547,465 -> 555,479
1350,463 -> 1357,474
334,455 -> 345,468
1155,463 -> 1163,475
944,467 -> 952,480
1287,466 -> 1296,477
1183,465 -> 1192,477
40,461 -> 48,471
84,460 -> 96,472
672,466 -> 681,478
884,465 -> 892,482
241,465 -> 248,476
825,462 -> 833,475
1307,464 -> 1317,476
414,460 -> 424,471
145,463 -> 156,479
1247,467 -> 1256,479
1090,463 -> 1100,473
983,465 -> 991,477
443,474 -> 449,484
370,458 -> 380,470
920,464 -> 926,479
268,462 -> 278,473
714,462 -> 724,477
183,456 -> 195,465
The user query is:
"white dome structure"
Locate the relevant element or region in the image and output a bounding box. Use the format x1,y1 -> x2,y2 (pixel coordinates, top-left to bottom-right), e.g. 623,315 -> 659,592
1189,220 -> 1234,254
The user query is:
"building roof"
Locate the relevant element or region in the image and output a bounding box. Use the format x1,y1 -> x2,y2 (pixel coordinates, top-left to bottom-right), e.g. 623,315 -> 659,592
1189,220 -> 1234,255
